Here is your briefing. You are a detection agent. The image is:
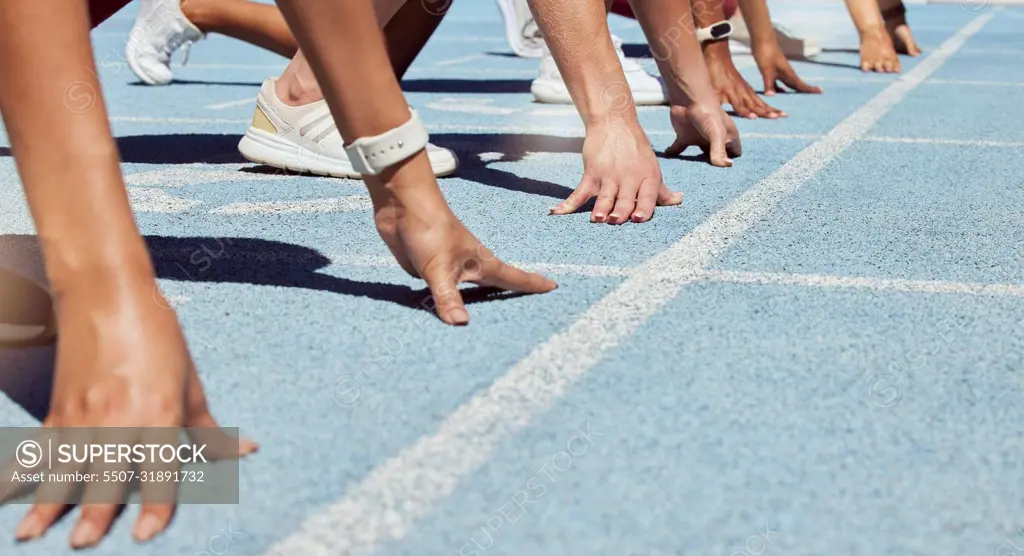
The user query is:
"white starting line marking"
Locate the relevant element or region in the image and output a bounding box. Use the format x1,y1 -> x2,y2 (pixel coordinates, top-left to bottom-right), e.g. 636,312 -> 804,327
434,54 -> 488,67
210,197 -> 373,215
861,136 -> 1024,148
126,166 -> 300,187
326,254 -> 1024,295
702,270 -> 1024,298
206,97 -> 256,110
128,188 -> 202,213
260,12 -> 995,556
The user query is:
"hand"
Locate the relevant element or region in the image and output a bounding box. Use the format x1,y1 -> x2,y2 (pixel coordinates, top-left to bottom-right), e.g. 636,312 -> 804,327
703,40 -> 785,120
370,153 -> 557,325
665,103 -> 742,168
8,277 -> 257,549
753,44 -> 823,96
858,26 -> 901,73
550,118 -> 682,225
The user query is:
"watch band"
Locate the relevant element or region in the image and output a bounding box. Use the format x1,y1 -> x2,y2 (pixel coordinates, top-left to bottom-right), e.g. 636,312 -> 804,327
696,21 -> 733,44
344,110 -> 430,176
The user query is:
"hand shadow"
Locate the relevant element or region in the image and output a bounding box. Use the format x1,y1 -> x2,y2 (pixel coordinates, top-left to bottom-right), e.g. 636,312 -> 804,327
0,233 -> 536,421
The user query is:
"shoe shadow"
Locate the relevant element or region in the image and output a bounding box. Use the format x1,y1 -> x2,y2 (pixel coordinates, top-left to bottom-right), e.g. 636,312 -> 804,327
798,58 -> 864,71
0,234 -> 527,420
129,79 -> 265,87
0,134 -> 247,165
400,79 -> 532,94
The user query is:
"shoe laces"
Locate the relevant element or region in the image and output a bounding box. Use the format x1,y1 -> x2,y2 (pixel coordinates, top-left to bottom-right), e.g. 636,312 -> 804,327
168,31 -> 202,66
522,18 -> 542,43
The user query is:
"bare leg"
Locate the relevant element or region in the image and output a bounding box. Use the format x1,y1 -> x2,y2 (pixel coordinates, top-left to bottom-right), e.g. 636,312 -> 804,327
877,0 -> 921,56
276,0 -> 434,105
181,0 -> 298,57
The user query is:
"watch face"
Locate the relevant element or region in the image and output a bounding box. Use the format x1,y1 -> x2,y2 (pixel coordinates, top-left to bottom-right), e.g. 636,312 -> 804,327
710,22 -> 732,39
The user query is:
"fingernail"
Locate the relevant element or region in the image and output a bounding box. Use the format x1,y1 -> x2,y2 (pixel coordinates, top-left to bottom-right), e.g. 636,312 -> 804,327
239,437 -> 260,455
133,515 -> 162,542
609,213 -> 620,221
632,212 -> 645,221
592,213 -> 605,222
16,515 -> 42,541
448,308 -> 469,326
749,114 -> 758,119
71,522 -> 98,548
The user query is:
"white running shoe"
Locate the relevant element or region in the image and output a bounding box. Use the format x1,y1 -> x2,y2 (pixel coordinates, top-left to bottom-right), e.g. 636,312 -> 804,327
238,79 -> 459,178
495,0 -> 544,58
125,0 -> 204,86
729,13 -> 820,60
531,35 -> 666,105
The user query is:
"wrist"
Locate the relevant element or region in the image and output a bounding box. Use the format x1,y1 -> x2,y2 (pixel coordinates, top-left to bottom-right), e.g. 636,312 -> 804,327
751,37 -> 780,57
702,39 -> 731,63
46,249 -> 158,310
366,152 -> 454,219
859,23 -> 887,40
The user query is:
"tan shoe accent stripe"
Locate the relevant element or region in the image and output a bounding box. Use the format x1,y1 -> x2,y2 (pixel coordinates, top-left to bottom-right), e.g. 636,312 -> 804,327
251,106 -> 278,133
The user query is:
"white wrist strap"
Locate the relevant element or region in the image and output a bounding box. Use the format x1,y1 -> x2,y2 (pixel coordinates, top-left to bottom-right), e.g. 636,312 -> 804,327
344,110 -> 429,176
696,21 -> 733,44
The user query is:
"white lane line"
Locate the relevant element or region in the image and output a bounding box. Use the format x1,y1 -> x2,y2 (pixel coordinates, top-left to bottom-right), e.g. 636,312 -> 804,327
323,254 -> 1024,294
425,98 -> 518,115
862,136 -> 1024,148
209,197 -> 372,215
125,166 -> 309,187
926,78 -> 1024,87
327,254 -> 633,278
260,10 -> 995,556
99,62 -> 285,71
702,270 -> 1024,298
128,188 -> 202,213
206,97 -> 255,110
434,54 -> 488,67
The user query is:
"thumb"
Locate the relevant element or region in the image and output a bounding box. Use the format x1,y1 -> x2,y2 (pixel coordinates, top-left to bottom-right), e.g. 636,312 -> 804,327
423,261 -> 469,326
704,120 -> 733,168
664,137 -> 688,158
551,177 -> 597,215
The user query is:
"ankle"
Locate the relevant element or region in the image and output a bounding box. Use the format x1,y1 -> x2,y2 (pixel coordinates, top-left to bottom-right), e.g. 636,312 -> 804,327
179,0 -> 211,30
275,74 -> 324,107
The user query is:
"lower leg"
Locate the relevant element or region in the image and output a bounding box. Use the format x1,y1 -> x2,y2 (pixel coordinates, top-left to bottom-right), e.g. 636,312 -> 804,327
876,0 -> 920,55
277,0 -> 446,105
181,0 -> 298,57
385,0 -> 449,78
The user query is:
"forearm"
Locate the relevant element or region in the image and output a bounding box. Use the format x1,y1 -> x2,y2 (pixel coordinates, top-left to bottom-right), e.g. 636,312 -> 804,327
844,0 -> 885,36
628,0 -> 717,106
527,0 -> 637,128
276,0 -> 437,202
0,0 -> 154,295
736,0 -> 777,53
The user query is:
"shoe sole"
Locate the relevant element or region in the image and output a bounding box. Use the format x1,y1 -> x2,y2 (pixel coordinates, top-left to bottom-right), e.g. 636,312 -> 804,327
530,80 -> 666,106
238,128 -> 459,179
495,0 -> 543,59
